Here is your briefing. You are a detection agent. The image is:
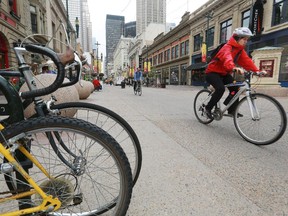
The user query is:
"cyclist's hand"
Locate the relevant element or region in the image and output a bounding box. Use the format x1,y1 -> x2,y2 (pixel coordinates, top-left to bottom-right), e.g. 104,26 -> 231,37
232,67 -> 244,75
257,70 -> 267,77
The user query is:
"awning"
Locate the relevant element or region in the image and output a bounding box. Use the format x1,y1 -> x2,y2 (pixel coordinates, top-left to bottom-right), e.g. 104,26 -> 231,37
186,62 -> 207,71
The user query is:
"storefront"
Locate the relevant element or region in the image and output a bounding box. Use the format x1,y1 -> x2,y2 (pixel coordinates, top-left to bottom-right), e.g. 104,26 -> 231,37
180,64 -> 188,85
170,66 -> 179,85
0,33 -> 9,69
187,61 -> 207,86
248,28 -> 288,87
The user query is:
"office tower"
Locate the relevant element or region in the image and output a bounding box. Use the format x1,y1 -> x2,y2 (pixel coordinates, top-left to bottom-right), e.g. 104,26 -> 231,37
106,15 -> 125,67
62,0 -> 92,52
136,0 -> 166,35
124,21 -> 136,38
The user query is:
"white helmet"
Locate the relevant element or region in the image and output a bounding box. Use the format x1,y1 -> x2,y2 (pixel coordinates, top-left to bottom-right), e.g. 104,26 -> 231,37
233,27 -> 253,37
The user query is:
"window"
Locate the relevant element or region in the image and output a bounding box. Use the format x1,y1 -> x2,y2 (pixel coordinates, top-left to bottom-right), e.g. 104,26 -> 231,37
171,47 -> 175,59
206,27 -> 214,48
9,0 -> 18,17
220,19 -> 232,43
242,10 -> 251,27
180,42 -> 185,57
167,49 -> 170,61
175,45 -> 179,58
194,34 -> 202,52
273,0 -> 288,25
185,40 -> 189,55
30,5 -> 37,34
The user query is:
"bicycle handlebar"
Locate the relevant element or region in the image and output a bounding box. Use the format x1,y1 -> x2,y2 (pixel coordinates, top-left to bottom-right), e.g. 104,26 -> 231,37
19,44 -> 74,99
60,53 -> 83,88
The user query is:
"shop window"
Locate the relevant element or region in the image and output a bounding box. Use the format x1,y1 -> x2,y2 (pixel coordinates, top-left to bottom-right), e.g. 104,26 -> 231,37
273,0 -> 288,25
220,19 -> 232,43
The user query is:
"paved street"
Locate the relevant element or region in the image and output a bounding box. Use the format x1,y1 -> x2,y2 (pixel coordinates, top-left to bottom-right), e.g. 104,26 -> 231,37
85,84 -> 288,216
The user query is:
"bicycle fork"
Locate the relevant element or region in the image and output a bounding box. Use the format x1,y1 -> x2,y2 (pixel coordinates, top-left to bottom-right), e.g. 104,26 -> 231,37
245,92 -> 260,120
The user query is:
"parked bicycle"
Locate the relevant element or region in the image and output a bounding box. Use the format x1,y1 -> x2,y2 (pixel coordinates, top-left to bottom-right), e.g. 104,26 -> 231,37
0,116 -> 132,215
0,24 -> 137,215
134,80 -> 142,96
0,24 -> 142,188
194,70 -> 287,145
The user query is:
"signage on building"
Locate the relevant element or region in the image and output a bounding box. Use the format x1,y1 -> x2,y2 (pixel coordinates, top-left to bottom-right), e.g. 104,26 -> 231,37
250,0 -> 264,36
201,43 -> 207,63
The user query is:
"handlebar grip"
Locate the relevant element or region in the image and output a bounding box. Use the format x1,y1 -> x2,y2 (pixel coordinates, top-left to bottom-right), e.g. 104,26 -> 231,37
20,44 -> 65,99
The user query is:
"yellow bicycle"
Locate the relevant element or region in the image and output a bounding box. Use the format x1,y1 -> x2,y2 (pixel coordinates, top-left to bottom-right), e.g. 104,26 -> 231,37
0,116 -> 132,215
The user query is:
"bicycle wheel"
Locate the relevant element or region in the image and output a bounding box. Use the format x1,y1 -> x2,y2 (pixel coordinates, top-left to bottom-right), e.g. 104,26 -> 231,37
50,102 -> 142,186
194,89 -> 214,124
234,93 -> 287,145
0,116 -> 132,215
138,86 -> 142,96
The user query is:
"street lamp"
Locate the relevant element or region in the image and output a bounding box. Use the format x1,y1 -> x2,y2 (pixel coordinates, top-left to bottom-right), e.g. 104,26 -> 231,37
205,11 -> 213,63
95,41 -> 100,74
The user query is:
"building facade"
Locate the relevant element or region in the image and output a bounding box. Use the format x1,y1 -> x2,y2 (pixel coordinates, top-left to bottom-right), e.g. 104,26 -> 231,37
136,0 -> 166,35
0,0 -> 74,70
105,15 -> 125,75
124,21 -> 136,38
61,0 -> 92,52
140,0 -> 288,87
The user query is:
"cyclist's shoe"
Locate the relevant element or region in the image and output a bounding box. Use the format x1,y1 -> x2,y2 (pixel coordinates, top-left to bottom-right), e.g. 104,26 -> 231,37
205,107 -> 214,119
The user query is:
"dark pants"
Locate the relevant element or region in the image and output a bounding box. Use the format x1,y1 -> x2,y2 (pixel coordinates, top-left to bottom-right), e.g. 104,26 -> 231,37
205,72 -> 239,113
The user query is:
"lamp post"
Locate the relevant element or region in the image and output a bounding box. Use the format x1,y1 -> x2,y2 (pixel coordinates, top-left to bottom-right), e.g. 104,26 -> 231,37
95,41 -> 100,74
66,0 -> 70,41
205,11 -> 213,63
203,11 -> 213,89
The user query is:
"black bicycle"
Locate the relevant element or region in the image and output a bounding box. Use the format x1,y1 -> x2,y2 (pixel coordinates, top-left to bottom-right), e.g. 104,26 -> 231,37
134,80 -> 142,96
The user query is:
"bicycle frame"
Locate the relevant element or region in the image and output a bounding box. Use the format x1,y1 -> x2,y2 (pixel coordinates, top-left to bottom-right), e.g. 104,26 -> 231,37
0,133 -> 61,215
215,72 -> 261,120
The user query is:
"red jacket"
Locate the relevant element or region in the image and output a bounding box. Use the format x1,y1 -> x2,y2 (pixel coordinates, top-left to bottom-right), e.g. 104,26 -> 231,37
206,36 -> 259,76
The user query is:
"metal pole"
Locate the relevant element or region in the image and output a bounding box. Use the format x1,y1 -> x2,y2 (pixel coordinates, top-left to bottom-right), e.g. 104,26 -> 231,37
66,0 -> 70,41
95,41 -> 100,74
204,12 -> 213,89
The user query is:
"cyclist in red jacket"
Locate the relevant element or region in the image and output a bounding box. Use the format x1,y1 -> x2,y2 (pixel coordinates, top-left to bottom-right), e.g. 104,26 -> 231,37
205,27 -> 263,119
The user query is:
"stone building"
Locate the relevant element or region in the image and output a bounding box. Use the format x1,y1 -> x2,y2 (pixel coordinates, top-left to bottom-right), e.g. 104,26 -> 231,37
0,0 -> 75,70
140,0 -> 288,87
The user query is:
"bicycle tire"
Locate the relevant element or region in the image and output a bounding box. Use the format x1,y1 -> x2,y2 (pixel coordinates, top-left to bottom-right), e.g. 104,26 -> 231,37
50,102 -> 142,186
0,116 -> 132,215
234,93 -> 287,145
138,86 -> 142,96
194,89 -> 214,124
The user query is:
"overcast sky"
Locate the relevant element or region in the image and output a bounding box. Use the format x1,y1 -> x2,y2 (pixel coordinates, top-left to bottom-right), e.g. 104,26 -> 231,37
87,0 -> 209,55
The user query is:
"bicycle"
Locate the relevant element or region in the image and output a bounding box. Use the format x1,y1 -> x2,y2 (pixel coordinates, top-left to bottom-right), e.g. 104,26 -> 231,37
134,80 -> 142,96
194,70 -> 287,145
0,25 -> 142,187
0,27 -> 135,214
0,116 -> 132,215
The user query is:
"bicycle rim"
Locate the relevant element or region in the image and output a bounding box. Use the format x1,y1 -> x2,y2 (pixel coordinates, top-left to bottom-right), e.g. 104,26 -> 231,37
194,89 -> 214,124
234,93 -> 287,145
0,116 -> 132,215
51,102 -> 142,186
